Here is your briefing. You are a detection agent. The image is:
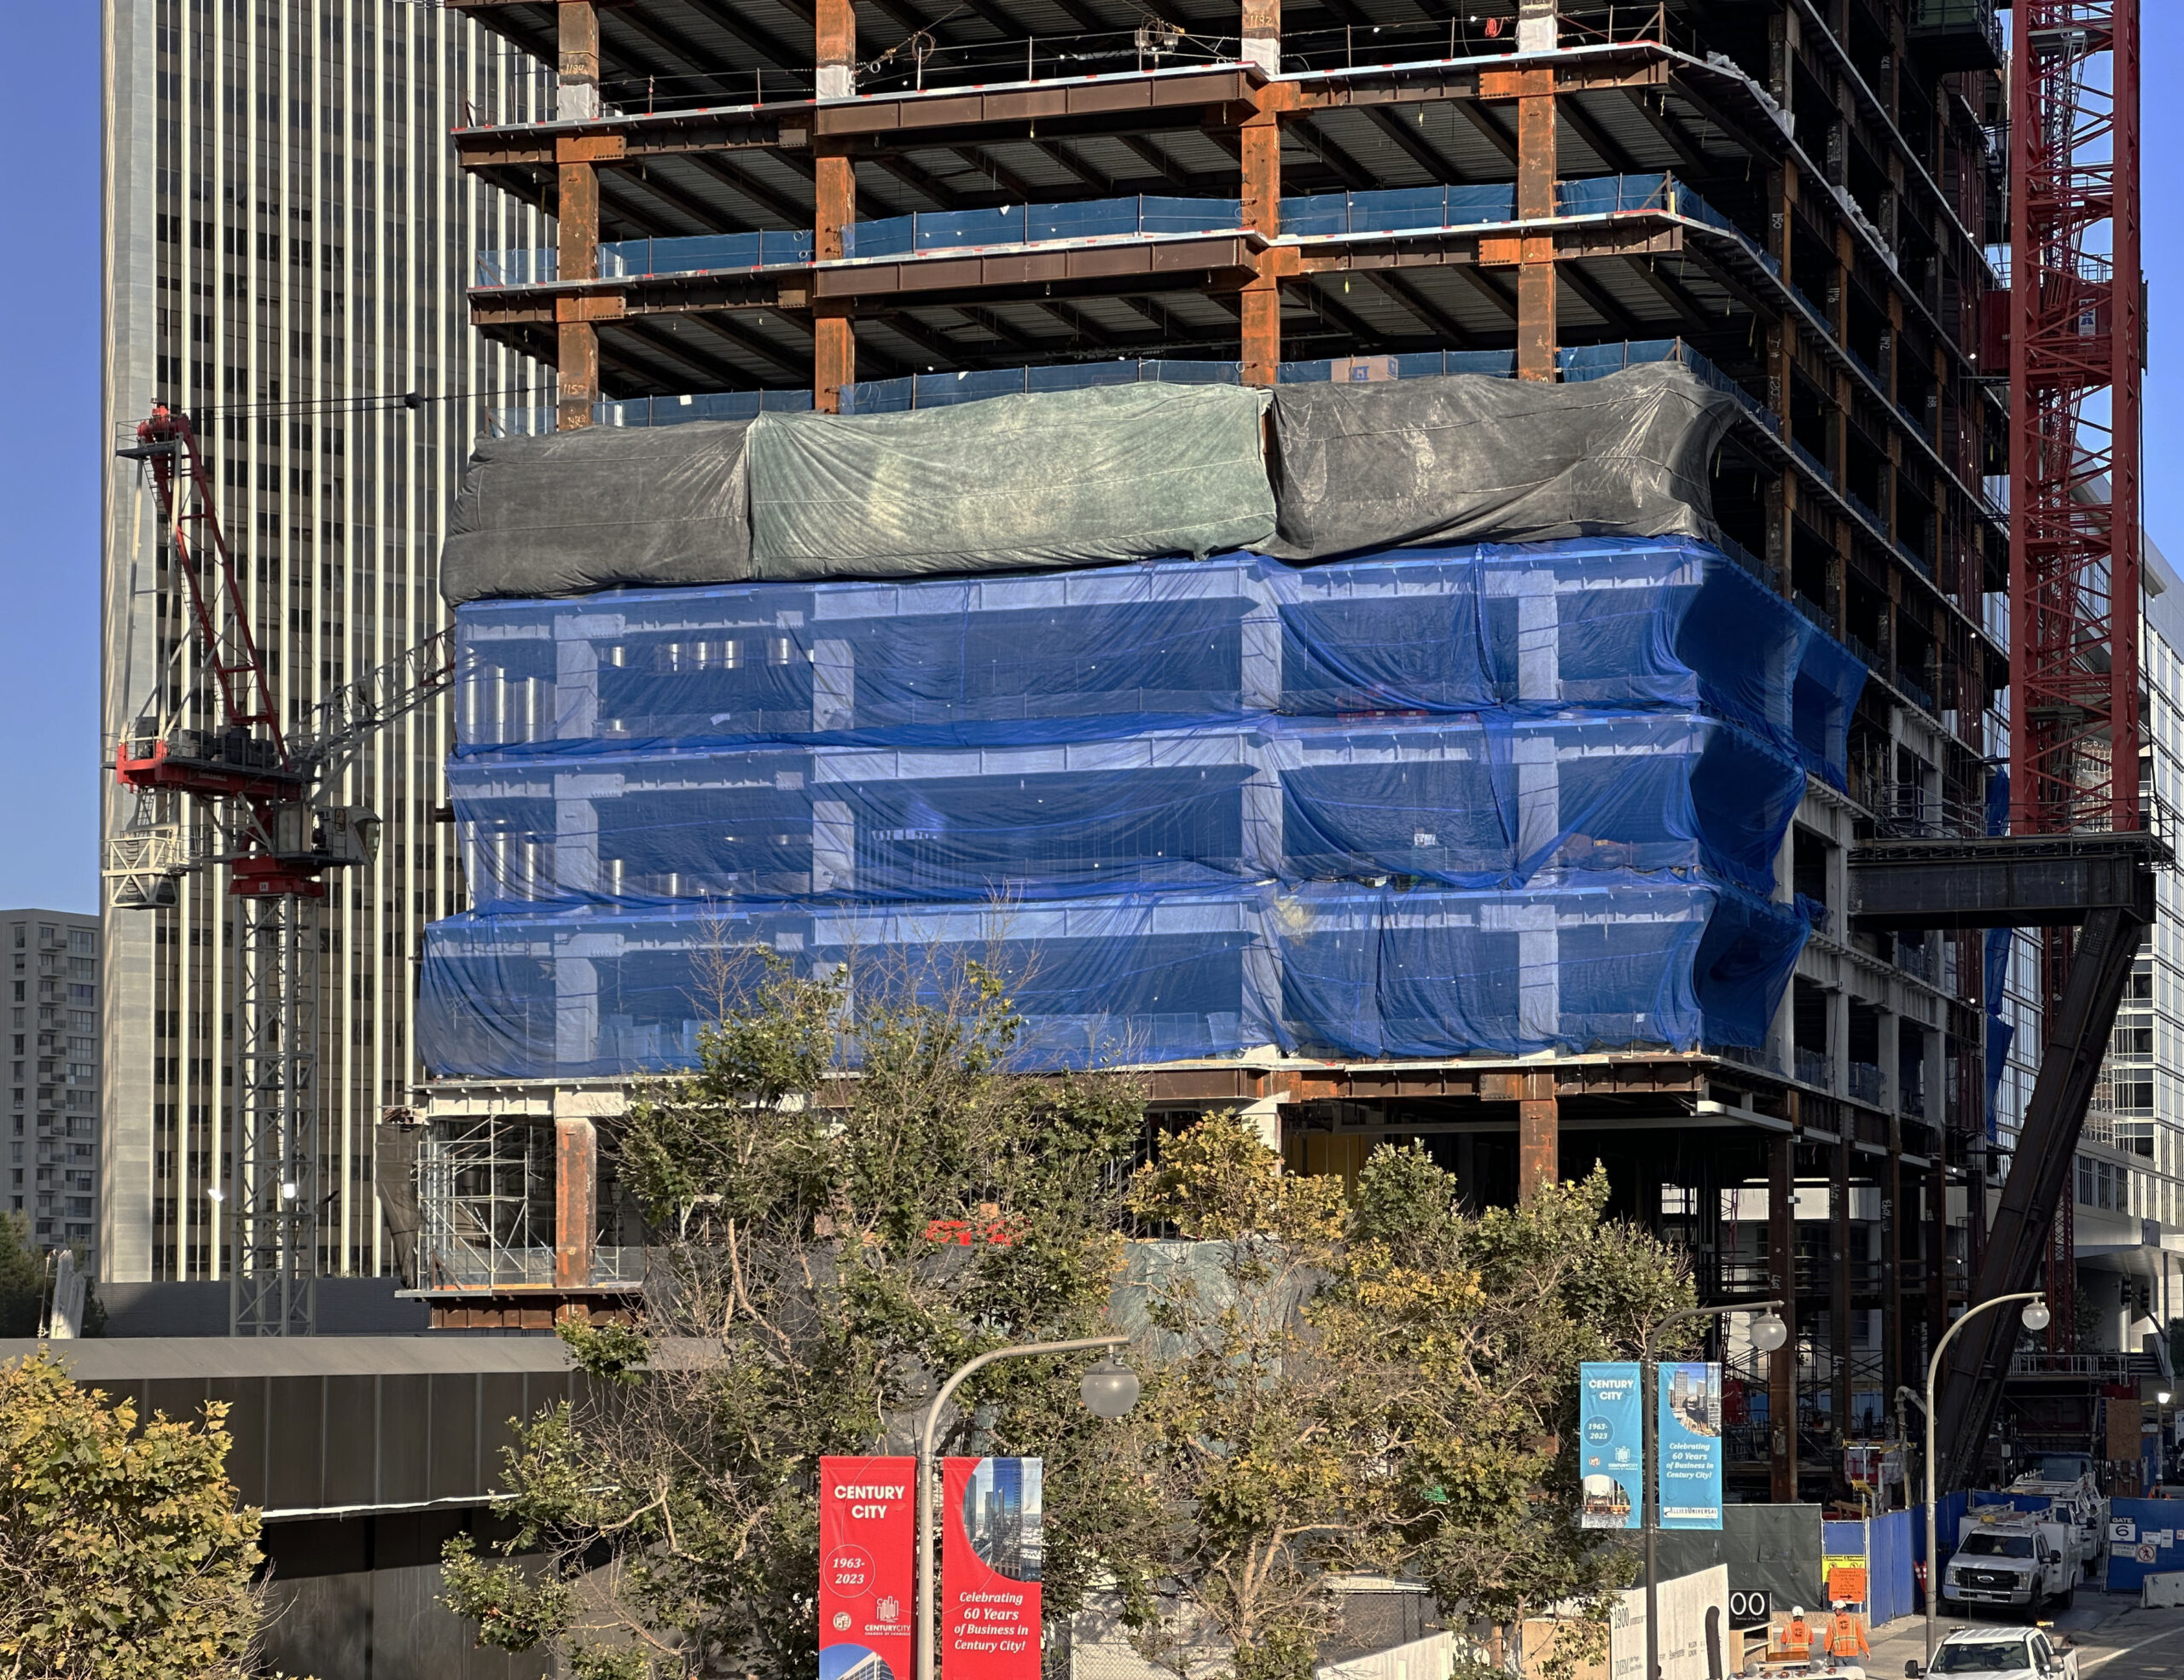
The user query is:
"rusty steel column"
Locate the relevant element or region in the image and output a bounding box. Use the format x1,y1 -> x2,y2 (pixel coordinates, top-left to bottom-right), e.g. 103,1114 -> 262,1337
555,1116 -> 598,1293
1518,1071 -> 1558,1204
1241,0 -> 1279,77
1512,1 -> 1559,382
1239,78 -> 1293,388
1769,1132 -> 1799,1501
555,2 -> 602,431
557,0 -> 601,119
812,0 -> 857,410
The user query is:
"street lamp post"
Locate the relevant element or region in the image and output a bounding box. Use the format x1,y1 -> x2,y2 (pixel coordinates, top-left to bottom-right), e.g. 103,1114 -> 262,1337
1921,1292 -> 2050,1668
1641,1301 -> 1788,1680
914,1335 -> 1140,1680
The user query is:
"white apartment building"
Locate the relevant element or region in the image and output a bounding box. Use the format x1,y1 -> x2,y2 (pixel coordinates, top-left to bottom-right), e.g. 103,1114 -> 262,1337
2,910 -> 102,1269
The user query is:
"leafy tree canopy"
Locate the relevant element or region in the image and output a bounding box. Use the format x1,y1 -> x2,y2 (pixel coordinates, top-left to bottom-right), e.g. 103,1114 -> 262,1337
0,1351 -> 273,1680
443,969 -> 1693,1680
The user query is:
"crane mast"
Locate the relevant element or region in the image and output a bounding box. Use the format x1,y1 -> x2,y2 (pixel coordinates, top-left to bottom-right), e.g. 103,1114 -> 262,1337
110,407 -> 450,1335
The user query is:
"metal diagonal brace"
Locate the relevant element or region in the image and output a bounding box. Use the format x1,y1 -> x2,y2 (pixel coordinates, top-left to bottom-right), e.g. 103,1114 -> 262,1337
1932,902 -> 2149,1490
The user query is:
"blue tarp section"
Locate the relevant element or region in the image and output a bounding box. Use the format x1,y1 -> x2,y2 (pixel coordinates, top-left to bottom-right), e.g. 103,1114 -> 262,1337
1821,1514 -> 1912,1625
417,875 -> 1807,1078
424,535 -> 1851,1080
449,712 -> 1804,911
451,538 -> 1864,786
1915,1491 -> 1970,1567
1872,1513 -> 1912,1624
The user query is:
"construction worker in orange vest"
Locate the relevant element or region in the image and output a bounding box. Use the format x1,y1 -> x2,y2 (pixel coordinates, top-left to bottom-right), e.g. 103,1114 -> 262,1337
1779,1608 -> 1814,1660
1824,1602 -> 1871,1661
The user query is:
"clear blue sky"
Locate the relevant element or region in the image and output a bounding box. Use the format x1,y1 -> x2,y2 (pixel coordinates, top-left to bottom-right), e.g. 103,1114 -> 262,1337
3,9 -> 2181,915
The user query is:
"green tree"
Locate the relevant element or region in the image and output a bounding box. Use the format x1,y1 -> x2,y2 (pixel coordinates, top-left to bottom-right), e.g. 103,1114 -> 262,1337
442,961 -> 1694,1680
1120,1119 -> 1694,1680
0,1351 -> 274,1679
443,953 -> 1150,1680
0,1212 -> 42,1337
0,1212 -> 107,1336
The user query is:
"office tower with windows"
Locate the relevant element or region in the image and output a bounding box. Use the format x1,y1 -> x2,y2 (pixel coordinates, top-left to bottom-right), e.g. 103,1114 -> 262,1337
3,911 -> 102,1268
99,3 -> 546,1286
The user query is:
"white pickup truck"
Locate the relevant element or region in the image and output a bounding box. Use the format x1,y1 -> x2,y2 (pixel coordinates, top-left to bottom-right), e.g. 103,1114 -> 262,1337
1942,1511 -> 2081,1613
1906,1626 -> 2080,1680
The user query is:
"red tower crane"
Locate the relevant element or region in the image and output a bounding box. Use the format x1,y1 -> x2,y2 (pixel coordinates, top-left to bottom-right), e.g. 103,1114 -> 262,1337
1925,0 -> 2158,1491
2007,1 -> 2142,1352
111,407 -> 450,1335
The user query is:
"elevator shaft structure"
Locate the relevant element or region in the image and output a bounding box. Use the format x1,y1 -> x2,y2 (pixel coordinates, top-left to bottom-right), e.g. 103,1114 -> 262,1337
109,409 -> 451,1334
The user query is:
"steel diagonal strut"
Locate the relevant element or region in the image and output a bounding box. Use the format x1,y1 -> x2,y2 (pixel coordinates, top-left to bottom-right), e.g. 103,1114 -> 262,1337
1933,903 -> 2147,1489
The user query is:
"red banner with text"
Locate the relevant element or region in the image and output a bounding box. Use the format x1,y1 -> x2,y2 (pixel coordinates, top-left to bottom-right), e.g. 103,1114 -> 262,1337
820,1456 -> 916,1680
942,1456 -> 1043,1680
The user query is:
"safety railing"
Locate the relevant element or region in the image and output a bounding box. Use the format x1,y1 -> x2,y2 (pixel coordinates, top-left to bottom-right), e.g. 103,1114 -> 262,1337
487,336 -> 1771,432
1279,5 -> 1686,73
844,357 -> 1241,416
489,387 -> 815,437
476,229 -> 816,288
1796,1048 -> 1834,1091
845,195 -> 1244,259
476,173 -> 1765,289
1849,1061 -> 1885,1106
2008,1352 -> 2134,1381
858,26 -> 1241,96
1281,172 -> 1734,239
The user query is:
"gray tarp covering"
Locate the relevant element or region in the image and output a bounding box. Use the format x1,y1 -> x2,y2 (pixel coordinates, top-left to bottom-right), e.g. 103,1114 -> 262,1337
746,381 -> 1276,579
1265,362 -> 1740,561
439,420 -> 752,603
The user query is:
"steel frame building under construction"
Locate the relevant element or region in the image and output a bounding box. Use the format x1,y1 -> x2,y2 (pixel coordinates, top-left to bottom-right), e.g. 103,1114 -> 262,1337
398,0 -> 2141,1509
66,0 -> 2122,1508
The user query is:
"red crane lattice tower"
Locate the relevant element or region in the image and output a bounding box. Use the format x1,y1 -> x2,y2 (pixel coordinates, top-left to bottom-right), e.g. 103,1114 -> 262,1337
2007,1 -> 2142,1349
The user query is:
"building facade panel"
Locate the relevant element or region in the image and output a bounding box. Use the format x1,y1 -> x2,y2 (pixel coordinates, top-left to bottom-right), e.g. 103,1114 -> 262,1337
99,0 -> 547,1284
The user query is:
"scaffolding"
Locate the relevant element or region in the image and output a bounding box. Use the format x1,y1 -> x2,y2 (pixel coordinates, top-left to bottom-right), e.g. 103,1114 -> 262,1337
417,1110 -> 646,1294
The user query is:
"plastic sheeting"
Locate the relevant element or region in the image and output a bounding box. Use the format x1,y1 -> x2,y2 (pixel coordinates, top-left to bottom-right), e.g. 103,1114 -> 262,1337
1264,363 -> 1740,561
450,712 -> 1804,911
417,875 -> 1804,1078
440,421 -> 752,604
745,382 -> 1275,579
441,363 -> 1742,602
423,532 -> 1848,1081
451,538 -> 1864,786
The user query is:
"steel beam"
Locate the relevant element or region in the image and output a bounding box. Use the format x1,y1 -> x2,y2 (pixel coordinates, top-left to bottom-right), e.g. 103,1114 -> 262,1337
1847,834 -> 2162,932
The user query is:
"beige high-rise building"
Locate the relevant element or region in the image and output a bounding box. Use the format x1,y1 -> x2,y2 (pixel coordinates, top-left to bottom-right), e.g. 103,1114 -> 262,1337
98,2 -> 544,1286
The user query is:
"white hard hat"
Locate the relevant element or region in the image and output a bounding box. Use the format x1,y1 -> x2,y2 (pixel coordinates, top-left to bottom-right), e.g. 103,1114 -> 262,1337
1792,1607 -> 1804,1618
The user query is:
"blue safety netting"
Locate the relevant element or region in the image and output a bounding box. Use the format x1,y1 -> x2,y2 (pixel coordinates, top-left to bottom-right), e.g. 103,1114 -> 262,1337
1269,877 -> 1805,1061
450,711 -> 1804,912
424,532 -> 1852,1080
418,875 -> 1803,1078
450,538 -> 1864,786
